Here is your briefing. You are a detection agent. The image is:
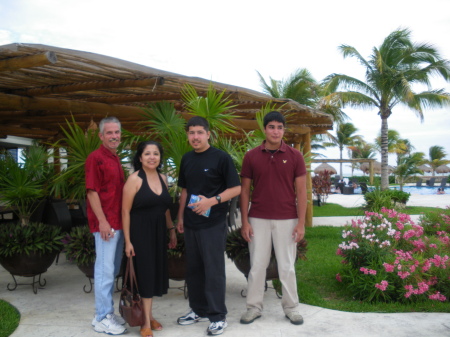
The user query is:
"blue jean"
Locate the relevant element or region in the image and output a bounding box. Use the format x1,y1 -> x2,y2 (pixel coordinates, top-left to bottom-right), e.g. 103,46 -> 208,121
93,230 -> 124,321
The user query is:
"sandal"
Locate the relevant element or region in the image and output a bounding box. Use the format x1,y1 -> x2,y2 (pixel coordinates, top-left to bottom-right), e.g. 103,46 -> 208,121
150,319 -> 163,331
140,327 -> 153,337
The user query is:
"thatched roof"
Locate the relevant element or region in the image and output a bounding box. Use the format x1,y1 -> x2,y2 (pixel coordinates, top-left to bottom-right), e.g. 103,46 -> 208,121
313,163 -> 337,175
0,43 -> 333,144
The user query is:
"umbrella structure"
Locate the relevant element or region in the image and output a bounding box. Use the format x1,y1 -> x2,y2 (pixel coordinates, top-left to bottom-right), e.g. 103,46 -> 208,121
360,161 -> 394,174
417,164 -> 432,173
435,165 -> 450,174
314,163 -> 337,175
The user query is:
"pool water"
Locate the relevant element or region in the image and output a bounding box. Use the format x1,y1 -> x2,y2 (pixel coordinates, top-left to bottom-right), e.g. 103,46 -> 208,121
388,186 -> 446,195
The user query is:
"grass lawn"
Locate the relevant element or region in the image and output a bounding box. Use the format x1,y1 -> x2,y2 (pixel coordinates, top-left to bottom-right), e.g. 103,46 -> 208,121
313,203 -> 437,217
0,299 -> 20,337
295,226 -> 450,312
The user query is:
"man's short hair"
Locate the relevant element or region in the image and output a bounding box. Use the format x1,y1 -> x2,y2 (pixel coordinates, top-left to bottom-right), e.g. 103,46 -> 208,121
99,116 -> 121,133
263,111 -> 286,128
186,116 -> 210,132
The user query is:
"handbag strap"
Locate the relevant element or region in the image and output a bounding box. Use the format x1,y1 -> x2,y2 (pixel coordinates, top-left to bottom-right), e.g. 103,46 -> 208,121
124,256 -> 140,294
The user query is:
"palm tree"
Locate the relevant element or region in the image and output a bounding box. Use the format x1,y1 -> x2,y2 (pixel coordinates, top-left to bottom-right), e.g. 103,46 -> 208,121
393,152 -> 425,190
324,122 -> 361,177
322,28 -> 450,189
425,145 -> 450,176
373,129 -> 402,156
257,68 -> 349,124
347,139 -> 377,175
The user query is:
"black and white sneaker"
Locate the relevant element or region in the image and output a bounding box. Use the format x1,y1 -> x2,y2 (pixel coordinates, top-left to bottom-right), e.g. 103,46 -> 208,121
207,320 -> 228,335
177,309 -> 209,325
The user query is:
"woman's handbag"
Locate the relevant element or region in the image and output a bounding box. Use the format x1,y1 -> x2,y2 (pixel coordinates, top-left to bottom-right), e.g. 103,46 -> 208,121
119,256 -> 145,327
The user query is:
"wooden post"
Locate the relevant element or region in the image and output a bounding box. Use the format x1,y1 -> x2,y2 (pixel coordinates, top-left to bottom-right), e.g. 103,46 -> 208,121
369,160 -> 374,185
299,133 -> 313,227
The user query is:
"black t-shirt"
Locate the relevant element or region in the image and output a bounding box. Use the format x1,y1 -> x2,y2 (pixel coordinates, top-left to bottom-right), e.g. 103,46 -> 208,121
178,146 -> 240,229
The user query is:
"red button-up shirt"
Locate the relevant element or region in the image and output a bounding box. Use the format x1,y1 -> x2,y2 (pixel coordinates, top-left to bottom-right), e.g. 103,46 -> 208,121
85,145 -> 125,233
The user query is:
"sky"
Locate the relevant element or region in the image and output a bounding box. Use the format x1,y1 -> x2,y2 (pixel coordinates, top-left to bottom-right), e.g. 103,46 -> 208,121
1,0 -> 450,176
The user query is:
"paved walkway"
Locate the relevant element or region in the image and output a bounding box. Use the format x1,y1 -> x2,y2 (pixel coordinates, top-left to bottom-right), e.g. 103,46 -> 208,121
1,193 -> 450,337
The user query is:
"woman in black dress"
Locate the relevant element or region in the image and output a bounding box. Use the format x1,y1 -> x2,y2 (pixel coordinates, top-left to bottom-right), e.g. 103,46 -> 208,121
122,141 -> 177,337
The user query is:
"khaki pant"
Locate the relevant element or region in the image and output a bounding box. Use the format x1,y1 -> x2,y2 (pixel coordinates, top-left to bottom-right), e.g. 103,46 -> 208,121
246,218 -> 299,314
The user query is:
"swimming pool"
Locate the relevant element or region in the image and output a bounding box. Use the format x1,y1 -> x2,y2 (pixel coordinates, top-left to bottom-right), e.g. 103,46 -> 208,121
388,186 -> 445,195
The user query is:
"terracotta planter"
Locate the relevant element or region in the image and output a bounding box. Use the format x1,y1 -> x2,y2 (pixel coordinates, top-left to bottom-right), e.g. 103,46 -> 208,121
0,250 -> 58,277
77,262 -> 94,279
168,254 -> 186,281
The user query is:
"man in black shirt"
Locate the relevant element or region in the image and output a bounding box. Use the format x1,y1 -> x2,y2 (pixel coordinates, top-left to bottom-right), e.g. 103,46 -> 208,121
176,116 -> 241,336
177,116 -> 241,335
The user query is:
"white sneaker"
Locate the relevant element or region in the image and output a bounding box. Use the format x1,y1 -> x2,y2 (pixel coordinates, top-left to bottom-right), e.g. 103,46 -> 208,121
111,313 -> 126,325
207,320 -> 228,335
177,309 -> 209,325
93,314 -> 127,335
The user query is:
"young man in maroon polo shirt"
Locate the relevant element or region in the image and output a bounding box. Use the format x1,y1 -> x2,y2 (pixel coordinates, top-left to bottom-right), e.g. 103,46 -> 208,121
86,116 -> 126,335
239,111 -> 307,326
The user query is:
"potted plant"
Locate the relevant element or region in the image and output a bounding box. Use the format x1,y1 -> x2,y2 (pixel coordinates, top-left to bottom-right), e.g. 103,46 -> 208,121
61,225 -> 96,292
0,145 -> 64,293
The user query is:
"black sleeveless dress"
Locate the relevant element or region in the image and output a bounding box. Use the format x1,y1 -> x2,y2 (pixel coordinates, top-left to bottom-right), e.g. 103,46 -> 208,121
130,170 -> 172,298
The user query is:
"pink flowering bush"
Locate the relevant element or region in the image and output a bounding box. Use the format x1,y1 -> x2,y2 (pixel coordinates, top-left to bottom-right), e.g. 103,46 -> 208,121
336,207 -> 450,303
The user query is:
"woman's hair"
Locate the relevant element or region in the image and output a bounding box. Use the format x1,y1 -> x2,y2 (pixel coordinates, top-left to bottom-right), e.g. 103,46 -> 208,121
133,140 -> 164,172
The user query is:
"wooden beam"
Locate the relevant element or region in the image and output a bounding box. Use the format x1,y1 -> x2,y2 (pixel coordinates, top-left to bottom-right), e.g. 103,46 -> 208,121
0,93 -> 144,118
0,52 -> 57,72
8,77 -> 164,96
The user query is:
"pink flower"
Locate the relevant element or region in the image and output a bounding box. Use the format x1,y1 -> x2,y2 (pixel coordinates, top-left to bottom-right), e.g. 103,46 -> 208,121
398,271 -> 410,279
429,292 -> 447,302
383,263 -> 395,272
375,280 -> 389,291
336,273 -> 342,282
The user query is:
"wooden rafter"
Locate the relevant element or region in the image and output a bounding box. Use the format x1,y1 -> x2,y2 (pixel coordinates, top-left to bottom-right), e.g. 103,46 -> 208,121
0,52 -> 57,72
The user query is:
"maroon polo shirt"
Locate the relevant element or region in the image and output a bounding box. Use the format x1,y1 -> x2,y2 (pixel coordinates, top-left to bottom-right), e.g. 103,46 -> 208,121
240,141 -> 306,219
85,145 -> 125,233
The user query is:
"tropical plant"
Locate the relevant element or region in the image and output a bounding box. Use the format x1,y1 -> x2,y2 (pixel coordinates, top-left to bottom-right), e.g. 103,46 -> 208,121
336,208 -> 450,303
347,139 -> 376,175
61,225 -> 95,266
0,144 -> 53,226
257,68 -> 319,108
0,222 -> 63,258
322,28 -> 450,190
181,83 -> 238,138
393,152 -> 425,190
324,122 -> 361,177
257,68 -> 349,125
363,187 -> 410,212
425,145 -> 450,176
50,117 -> 102,201
311,170 -> 333,205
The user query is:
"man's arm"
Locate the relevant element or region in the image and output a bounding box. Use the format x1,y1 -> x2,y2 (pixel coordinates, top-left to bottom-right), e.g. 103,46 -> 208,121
87,189 -> 114,241
191,185 -> 241,216
239,177 -> 253,242
176,188 -> 188,233
293,174 -> 307,242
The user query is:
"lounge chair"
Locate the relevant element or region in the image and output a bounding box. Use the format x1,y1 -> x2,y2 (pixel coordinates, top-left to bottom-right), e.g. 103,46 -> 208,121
440,177 -> 447,188
416,178 -> 423,187
426,178 -> 436,187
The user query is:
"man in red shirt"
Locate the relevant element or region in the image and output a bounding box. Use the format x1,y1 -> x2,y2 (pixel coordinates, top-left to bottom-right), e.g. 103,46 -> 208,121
240,111 -> 307,326
86,116 -> 126,335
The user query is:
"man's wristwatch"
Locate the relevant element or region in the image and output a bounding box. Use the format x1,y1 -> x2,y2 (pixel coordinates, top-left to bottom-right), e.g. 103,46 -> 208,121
215,195 -> 222,204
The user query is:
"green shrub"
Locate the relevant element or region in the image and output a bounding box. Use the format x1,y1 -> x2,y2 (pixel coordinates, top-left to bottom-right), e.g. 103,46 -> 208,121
364,188 -> 410,212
